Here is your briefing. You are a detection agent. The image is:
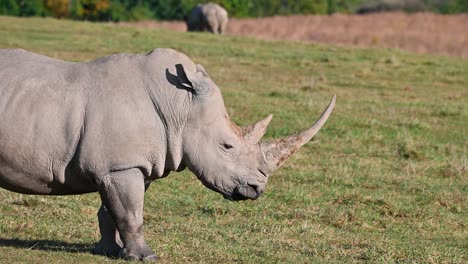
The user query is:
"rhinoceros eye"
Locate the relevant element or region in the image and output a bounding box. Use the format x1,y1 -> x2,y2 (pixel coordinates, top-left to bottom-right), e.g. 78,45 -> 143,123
222,143 -> 234,150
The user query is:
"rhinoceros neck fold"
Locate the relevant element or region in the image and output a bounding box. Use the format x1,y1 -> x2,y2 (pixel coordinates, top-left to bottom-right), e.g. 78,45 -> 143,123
140,48 -> 200,177
144,74 -> 191,177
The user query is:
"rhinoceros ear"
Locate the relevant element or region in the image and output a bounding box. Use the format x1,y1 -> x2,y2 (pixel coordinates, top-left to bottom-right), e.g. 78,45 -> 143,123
175,64 -> 194,89
175,63 -> 210,95
195,64 -> 210,78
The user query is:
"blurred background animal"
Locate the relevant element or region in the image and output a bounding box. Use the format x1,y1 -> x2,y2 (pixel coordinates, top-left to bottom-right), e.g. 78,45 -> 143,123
185,2 -> 228,34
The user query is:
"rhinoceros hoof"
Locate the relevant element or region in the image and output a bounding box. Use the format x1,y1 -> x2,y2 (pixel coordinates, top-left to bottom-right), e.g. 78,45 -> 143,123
119,247 -> 158,261
93,240 -> 122,257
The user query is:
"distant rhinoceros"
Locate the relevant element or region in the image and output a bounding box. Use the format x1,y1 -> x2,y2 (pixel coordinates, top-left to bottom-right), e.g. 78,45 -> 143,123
185,2 -> 228,34
0,48 -> 335,261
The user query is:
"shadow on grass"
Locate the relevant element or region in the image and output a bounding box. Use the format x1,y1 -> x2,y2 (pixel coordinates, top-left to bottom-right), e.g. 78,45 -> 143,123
0,238 -> 93,253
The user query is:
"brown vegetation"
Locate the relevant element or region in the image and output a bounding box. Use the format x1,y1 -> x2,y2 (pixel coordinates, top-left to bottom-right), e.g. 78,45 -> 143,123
124,12 -> 468,59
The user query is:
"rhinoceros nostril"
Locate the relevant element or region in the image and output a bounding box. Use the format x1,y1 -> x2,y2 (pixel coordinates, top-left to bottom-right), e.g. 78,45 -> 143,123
258,169 -> 267,177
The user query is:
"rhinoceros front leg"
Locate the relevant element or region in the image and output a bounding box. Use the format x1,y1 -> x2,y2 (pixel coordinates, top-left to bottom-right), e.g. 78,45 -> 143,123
97,168 -> 157,261
93,204 -> 123,256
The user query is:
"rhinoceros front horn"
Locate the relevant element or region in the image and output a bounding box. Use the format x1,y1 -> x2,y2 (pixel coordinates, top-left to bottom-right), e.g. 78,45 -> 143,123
261,95 -> 336,172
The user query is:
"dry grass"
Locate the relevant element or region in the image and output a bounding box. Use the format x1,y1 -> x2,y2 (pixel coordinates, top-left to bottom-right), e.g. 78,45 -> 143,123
125,12 -> 468,59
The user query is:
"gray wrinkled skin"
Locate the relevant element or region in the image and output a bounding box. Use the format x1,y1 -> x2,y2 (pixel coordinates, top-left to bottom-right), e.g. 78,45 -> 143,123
186,2 -> 228,34
0,48 -> 335,261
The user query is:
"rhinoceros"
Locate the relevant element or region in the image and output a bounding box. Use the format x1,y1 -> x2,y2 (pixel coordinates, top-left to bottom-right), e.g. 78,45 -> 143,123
0,48 -> 335,260
185,2 -> 228,34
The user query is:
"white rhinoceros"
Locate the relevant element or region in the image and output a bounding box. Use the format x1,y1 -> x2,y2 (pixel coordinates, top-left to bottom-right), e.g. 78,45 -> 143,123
0,48 -> 335,261
185,2 -> 228,34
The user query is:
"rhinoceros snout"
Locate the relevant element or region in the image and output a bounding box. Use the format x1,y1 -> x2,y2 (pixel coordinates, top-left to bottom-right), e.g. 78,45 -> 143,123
231,184 -> 262,201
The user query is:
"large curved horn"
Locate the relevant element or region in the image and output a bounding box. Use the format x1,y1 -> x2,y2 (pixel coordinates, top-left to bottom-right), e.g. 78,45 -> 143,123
242,114 -> 273,144
261,95 -> 336,172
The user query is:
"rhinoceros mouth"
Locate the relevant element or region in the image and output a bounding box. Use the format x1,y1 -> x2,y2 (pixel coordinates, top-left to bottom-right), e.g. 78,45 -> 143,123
230,184 -> 262,201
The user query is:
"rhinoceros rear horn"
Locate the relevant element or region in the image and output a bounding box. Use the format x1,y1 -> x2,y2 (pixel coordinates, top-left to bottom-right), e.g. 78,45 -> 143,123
261,95 -> 336,172
242,114 -> 273,144
175,63 -> 210,95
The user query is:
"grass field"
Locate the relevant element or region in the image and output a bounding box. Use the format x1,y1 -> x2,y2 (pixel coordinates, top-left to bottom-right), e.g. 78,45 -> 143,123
0,16 -> 467,263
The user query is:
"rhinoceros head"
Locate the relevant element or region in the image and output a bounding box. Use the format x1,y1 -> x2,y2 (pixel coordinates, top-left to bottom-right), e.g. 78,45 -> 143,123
175,63 -> 335,201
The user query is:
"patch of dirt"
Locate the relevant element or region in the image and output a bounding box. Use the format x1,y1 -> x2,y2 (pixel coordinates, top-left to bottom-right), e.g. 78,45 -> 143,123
122,12 -> 468,59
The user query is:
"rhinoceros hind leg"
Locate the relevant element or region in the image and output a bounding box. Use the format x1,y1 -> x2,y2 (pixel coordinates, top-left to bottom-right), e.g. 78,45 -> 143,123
98,168 -> 157,261
93,204 -> 123,257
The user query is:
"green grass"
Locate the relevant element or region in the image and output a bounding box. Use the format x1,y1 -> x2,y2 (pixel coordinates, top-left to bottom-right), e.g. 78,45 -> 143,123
0,16 -> 467,263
